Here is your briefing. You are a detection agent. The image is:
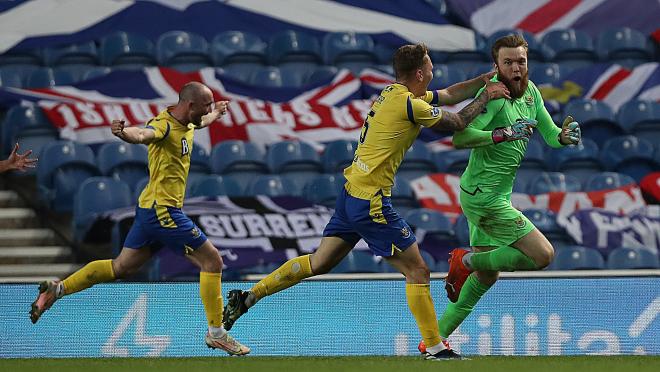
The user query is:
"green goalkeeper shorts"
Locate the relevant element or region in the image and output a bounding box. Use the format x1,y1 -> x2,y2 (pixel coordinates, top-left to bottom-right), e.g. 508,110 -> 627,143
459,187 -> 535,247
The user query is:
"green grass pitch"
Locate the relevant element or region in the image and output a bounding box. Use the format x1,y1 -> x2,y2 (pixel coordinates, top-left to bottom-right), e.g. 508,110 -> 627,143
2,356 -> 659,372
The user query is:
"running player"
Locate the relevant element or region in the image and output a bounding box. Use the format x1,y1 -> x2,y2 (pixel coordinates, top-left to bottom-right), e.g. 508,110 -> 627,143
222,43 -> 510,360
29,82 -> 250,356
419,34 -> 581,354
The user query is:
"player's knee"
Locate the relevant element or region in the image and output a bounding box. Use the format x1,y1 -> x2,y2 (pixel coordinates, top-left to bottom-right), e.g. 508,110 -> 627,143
201,253 -> 222,273
112,259 -> 137,279
534,244 -> 555,269
405,264 -> 430,283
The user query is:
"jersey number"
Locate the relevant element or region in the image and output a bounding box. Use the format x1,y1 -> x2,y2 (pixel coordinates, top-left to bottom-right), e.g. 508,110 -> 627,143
359,120 -> 369,144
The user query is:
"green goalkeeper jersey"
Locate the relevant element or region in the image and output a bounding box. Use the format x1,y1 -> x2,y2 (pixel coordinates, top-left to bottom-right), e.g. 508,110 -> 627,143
459,77 -> 563,195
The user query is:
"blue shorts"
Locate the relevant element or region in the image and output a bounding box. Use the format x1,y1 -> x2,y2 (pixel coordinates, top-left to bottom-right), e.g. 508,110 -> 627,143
323,183 -> 416,257
124,206 -> 208,254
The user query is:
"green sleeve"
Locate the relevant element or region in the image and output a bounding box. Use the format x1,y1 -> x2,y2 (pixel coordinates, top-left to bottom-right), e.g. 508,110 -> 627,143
452,126 -> 494,148
533,84 -> 563,148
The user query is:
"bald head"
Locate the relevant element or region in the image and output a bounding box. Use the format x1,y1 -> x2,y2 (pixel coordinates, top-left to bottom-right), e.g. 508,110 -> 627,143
178,81 -> 210,103
174,81 -> 214,126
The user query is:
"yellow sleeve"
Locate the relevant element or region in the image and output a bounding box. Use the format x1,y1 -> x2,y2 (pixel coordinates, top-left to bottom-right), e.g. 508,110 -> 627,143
145,118 -> 171,141
407,96 -> 442,128
420,91 -> 439,105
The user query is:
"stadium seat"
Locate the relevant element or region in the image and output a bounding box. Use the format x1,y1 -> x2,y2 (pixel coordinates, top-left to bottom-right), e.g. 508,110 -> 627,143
321,139 -> 357,173
322,32 -> 377,65
211,31 -> 267,66
549,138 -> 602,186
487,29 -> 543,61
601,135 -> 656,183
433,149 -> 471,175
11,133 -> 58,175
563,99 -> 622,147
405,208 -> 454,240
399,141 -> 437,182
0,47 -> 43,66
266,140 -> 322,174
374,43 -> 396,65
221,64 -> 259,83
453,214 -> 470,247
42,41 -> 99,66
306,65 -> 338,85
522,209 -> 572,247
248,175 -> 297,197
73,177 -> 132,243
527,172 -> 581,194
607,247 -> 660,269
0,68 -> 23,88
156,31 -> 212,71
596,27 -> 654,68
303,174 -> 342,207
100,31 -> 156,67
332,250 -> 380,273
57,65 -> 111,83
37,141 -> 99,212
25,67 -> 75,88
97,142 -> 149,192
428,64 -> 467,90
617,100 -> 660,144
250,66 -> 306,88
443,31 -> 490,74
189,174 -> 242,198
210,140 -> 268,190
391,177 -> 419,216
584,172 -> 636,192
269,30 -> 322,65
133,176 -> 149,201
529,63 -> 570,85
541,29 -> 597,71
2,104 -> 55,155
190,145 -> 211,174
0,65 -> 38,87
551,246 -> 605,270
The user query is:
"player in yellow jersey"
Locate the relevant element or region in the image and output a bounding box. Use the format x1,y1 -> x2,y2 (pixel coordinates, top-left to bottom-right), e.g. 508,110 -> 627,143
222,44 -> 510,359
29,82 -> 250,356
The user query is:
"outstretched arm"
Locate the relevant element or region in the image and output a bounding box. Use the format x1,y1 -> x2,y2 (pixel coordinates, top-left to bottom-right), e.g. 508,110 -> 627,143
195,101 -> 229,129
111,120 -> 156,145
435,71 -> 496,106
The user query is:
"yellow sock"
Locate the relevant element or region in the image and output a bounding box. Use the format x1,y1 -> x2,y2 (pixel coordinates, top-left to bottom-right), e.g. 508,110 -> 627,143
62,259 -> 115,295
251,255 -> 313,300
406,283 -> 441,348
200,271 -> 223,328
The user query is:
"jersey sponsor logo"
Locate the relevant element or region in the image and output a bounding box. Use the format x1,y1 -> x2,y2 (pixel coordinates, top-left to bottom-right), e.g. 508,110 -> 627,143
431,107 -> 440,117
181,138 -> 189,156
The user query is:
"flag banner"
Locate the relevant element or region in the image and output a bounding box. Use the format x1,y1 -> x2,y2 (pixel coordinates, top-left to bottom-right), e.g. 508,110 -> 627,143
559,209 -> 660,257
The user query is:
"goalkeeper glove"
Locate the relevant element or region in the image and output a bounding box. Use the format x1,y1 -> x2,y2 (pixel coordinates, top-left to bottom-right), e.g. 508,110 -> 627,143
492,118 -> 537,144
559,115 -> 581,145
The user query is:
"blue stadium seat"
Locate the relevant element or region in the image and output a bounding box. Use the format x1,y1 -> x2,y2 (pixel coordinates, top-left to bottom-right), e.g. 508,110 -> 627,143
516,140 -> 546,188
549,138 -> 602,186
43,41 -> 99,66
73,177 -> 132,243
210,140 -> 268,190
306,65 -> 338,85
468,63 -> 494,77
100,31 -> 156,67
541,29 -> 597,71
333,250 -> 380,273
321,139 -> 357,173
600,136 -> 656,182
303,174 -> 342,207
221,64 -> 259,83
529,63 -> 571,85
269,30 -> 322,65
453,214 -> 470,247
0,68 -> 22,88
0,65 -> 38,87
156,31 -> 211,71
189,174 -> 242,198
596,27 -> 654,68
25,67 -> 75,88
133,176 -> 149,201
190,145 -> 211,174
211,31 -> 267,66
11,134 -> 58,175
57,65 -> 112,83
563,99 -> 622,147
551,246 -> 605,270
527,172 -> 581,194
399,141 -> 437,182
250,66 -> 306,88
2,104 -> 55,155
584,172 -> 636,192
443,31 -> 489,74
266,140 -> 322,174
374,43 -> 396,65
522,209 -> 572,247
617,100 -> 660,144
405,208 -> 454,240
428,64 -> 467,90
433,149 -> 471,175
487,29 -> 543,61
323,32 -> 377,65
391,177 -> 419,216
97,142 -> 149,192
248,175 -> 297,197
607,247 -> 660,269
37,141 -> 99,212
0,47 -> 43,66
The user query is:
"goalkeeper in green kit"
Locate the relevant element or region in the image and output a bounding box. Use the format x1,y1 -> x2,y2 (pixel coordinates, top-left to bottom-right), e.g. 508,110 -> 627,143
418,34 -> 582,355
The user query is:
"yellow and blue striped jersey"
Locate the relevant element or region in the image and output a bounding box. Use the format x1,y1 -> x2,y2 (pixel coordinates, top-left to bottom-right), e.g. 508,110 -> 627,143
138,109 -> 194,209
344,83 -> 441,197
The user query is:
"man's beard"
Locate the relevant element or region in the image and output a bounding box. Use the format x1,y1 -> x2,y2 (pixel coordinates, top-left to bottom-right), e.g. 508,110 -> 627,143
499,72 -> 529,100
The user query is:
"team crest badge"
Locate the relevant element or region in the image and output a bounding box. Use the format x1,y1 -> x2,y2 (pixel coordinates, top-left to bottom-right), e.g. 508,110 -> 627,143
191,227 -> 201,238
525,95 -> 534,106
401,227 -> 411,238
514,216 -> 526,229
431,107 -> 440,117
